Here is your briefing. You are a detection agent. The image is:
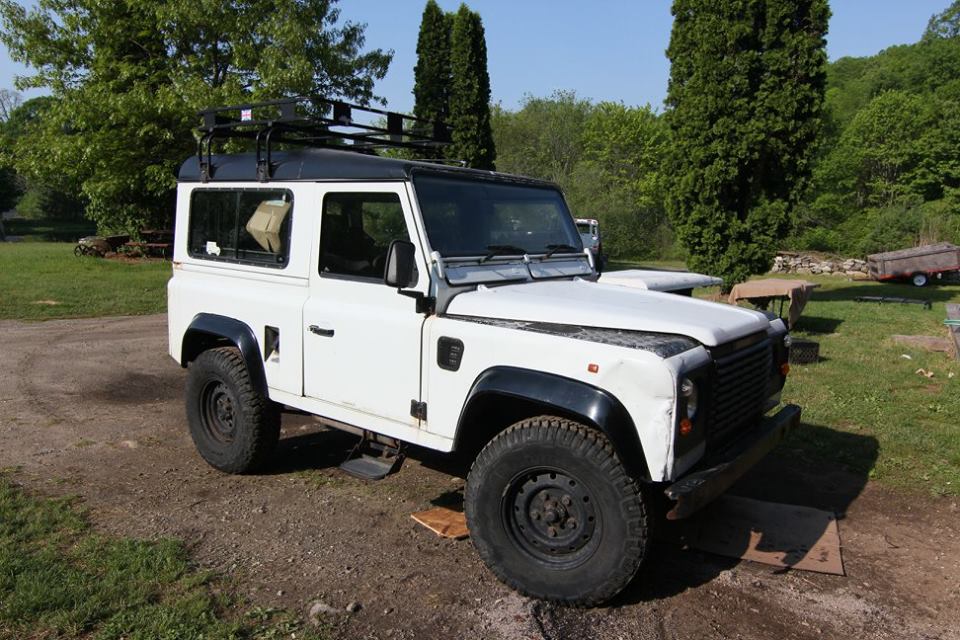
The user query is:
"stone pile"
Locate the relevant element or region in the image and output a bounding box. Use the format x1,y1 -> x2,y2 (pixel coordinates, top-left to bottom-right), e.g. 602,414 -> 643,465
770,253 -> 869,277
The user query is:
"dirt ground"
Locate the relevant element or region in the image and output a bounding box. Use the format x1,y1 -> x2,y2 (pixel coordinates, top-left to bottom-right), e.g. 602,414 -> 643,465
1,314 -> 959,640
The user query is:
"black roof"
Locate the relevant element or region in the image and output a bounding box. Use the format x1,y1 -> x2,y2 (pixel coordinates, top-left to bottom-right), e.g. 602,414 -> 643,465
178,148 -> 555,187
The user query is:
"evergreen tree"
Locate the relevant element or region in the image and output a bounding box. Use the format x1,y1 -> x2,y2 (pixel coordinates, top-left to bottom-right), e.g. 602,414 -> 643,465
413,0 -> 452,135
449,4 -> 496,170
665,0 -> 830,288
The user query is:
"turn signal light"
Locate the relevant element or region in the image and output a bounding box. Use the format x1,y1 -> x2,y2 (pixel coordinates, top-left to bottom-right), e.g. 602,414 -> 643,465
780,363 -> 791,376
587,363 -> 599,374
679,418 -> 693,436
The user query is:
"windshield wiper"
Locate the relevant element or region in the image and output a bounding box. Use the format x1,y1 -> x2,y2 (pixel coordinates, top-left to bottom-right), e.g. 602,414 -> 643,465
482,244 -> 528,263
544,243 -> 581,258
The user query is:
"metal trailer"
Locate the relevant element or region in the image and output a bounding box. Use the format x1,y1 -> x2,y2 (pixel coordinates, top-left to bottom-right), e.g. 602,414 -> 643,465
866,243 -> 960,287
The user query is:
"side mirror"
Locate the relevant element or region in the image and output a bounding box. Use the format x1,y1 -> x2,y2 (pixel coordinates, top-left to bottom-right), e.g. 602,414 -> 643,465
384,239 -> 416,289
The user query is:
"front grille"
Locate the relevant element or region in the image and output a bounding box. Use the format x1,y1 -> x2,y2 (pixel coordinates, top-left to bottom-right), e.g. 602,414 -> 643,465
707,337 -> 773,447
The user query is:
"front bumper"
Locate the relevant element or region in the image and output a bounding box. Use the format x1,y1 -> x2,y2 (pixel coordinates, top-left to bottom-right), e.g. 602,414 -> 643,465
664,404 -> 801,520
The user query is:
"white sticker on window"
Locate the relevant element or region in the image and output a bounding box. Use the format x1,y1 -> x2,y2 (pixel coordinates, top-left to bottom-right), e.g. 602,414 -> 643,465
205,241 -> 221,256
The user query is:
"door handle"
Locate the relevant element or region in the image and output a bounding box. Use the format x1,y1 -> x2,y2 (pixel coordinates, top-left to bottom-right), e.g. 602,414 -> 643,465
309,325 -> 335,337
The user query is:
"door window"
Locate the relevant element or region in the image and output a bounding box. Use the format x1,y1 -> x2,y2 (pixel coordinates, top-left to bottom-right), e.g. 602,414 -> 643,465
319,192 -> 416,283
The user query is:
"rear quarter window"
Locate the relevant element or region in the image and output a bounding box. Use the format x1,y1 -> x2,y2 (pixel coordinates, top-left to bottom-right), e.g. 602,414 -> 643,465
188,188 -> 293,268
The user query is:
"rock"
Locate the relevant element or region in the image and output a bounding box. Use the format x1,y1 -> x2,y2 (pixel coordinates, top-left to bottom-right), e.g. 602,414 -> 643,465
119,440 -> 138,449
346,601 -> 362,613
308,601 -> 341,623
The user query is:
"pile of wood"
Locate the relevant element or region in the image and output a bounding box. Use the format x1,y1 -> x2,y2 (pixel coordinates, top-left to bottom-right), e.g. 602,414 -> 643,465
770,253 -> 868,277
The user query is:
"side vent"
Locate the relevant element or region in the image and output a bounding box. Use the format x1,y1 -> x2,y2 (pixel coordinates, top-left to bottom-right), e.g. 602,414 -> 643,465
264,326 -> 280,361
437,337 -> 465,371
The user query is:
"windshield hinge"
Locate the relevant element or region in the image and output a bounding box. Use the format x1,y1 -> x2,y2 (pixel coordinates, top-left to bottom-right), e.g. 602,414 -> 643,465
398,290 -> 435,315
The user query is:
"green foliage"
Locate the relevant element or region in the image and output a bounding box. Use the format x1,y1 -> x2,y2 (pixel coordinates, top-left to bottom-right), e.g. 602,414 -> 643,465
0,0 -> 391,234
492,91 -> 592,184
792,15 -> 960,256
923,0 -> 960,41
0,166 -> 17,213
491,92 -> 673,259
665,0 -> 830,288
448,4 -> 495,170
413,0 -> 452,134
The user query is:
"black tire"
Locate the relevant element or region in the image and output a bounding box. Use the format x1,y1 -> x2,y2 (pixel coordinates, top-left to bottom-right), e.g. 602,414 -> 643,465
465,416 -> 648,606
185,347 -> 280,474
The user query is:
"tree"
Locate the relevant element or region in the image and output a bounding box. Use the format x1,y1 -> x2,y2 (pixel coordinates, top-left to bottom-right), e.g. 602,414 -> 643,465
449,4 -> 495,170
0,0 -> 392,233
413,0 -> 452,134
665,0 -> 830,288
579,103 -> 671,258
492,91 -> 592,184
0,96 -> 84,219
924,1 -> 960,41
0,88 -> 20,122
0,89 -> 21,212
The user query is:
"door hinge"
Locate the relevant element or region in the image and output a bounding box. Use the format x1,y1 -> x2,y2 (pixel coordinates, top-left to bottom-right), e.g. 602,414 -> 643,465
410,400 -> 427,421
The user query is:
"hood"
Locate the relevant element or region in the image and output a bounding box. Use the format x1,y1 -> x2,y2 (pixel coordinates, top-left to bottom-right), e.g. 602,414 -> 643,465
599,269 -> 722,292
445,279 -> 771,347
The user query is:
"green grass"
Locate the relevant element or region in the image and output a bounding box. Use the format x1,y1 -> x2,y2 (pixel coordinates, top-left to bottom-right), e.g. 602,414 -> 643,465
746,276 -> 960,496
0,243 -> 170,320
0,475 -> 327,640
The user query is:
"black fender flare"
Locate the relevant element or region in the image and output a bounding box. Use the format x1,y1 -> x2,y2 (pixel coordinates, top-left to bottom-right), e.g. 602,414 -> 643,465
180,313 -> 268,398
456,366 -> 649,479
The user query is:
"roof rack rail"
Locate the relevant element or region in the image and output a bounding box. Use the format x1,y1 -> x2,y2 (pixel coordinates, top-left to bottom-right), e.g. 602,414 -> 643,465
195,96 -> 452,182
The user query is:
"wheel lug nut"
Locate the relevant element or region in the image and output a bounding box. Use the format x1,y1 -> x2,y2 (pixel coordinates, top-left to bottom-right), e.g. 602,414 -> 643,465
567,519 -> 577,529
531,510 -> 541,520
561,495 -> 572,506
547,526 -> 557,537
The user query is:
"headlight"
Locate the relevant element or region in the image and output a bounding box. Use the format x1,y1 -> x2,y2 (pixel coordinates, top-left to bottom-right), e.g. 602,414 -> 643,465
783,334 -> 793,348
680,377 -> 699,419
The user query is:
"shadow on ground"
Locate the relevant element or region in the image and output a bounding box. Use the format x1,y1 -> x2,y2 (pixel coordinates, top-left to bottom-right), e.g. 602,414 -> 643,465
263,413 -> 879,610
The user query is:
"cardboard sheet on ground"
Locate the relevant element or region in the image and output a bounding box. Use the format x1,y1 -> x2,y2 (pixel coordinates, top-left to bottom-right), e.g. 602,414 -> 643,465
411,507 -> 470,539
690,495 -> 844,575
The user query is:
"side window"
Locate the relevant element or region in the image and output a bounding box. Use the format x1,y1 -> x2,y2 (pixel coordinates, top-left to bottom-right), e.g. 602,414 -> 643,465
188,189 -> 293,267
319,192 -> 415,282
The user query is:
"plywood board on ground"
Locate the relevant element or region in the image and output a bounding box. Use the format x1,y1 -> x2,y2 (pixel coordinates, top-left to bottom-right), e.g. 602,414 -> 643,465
691,495 -> 844,575
411,507 -> 470,539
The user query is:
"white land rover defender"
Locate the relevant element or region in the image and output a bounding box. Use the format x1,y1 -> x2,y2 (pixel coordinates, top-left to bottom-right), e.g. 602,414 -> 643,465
168,99 -> 800,606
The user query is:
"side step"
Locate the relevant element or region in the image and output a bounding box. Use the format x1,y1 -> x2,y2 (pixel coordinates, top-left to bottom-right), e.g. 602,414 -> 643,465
339,433 -> 406,480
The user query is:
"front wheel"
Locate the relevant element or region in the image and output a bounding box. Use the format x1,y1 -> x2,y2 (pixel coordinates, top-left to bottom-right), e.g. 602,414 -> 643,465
185,347 -> 280,474
912,272 -> 929,287
465,416 -> 649,606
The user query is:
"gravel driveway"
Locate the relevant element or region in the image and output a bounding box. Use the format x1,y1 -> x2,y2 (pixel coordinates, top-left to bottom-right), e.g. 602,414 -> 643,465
1,314 -> 958,639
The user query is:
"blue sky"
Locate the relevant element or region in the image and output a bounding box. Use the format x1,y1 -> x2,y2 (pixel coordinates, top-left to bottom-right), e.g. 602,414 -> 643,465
0,0 -> 952,111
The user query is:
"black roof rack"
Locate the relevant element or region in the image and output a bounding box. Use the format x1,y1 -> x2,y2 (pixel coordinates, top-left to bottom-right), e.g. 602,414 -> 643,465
195,97 -> 452,182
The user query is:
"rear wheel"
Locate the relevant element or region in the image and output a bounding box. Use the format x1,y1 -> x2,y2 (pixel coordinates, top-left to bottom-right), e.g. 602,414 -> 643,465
912,272 -> 929,287
185,347 -> 280,473
465,416 -> 648,606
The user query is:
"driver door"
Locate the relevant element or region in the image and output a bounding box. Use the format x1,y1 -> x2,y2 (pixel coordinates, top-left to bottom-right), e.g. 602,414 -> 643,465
302,185 -> 428,427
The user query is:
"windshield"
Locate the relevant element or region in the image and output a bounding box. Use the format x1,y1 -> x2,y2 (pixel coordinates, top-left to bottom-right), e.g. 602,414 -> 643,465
414,174 -> 583,258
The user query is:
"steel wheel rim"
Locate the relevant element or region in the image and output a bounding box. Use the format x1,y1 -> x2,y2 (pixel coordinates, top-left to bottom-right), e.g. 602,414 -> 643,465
502,467 -> 601,568
200,380 -> 237,443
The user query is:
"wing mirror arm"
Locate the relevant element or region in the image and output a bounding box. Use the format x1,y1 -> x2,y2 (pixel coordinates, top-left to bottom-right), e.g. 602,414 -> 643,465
384,239 -> 435,315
